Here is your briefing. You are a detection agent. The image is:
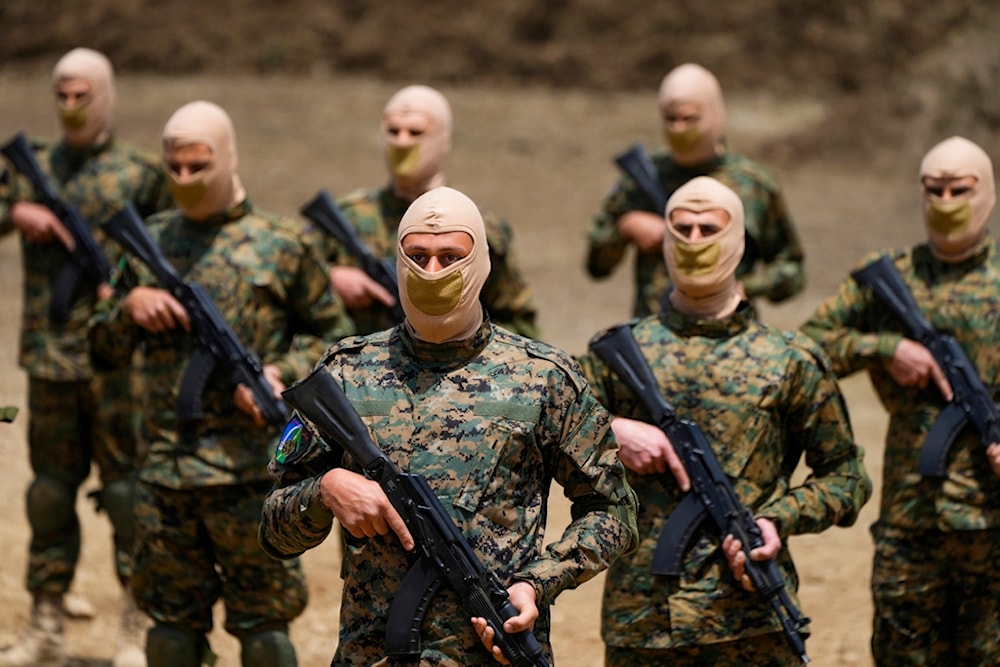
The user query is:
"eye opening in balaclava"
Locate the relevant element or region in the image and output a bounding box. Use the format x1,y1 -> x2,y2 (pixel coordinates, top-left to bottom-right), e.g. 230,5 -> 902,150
382,85 -> 452,200
919,135 -> 996,263
657,63 -> 726,167
51,47 -> 116,148
396,186 -> 490,343
663,176 -> 745,319
162,100 -> 246,221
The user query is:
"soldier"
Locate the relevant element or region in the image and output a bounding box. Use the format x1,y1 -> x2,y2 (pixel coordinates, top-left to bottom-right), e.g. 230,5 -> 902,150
586,62 -> 805,319
316,83 -> 540,338
801,136 -> 1000,665
260,186 -> 639,666
88,100 -> 354,667
577,176 -> 871,666
0,47 -> 172,667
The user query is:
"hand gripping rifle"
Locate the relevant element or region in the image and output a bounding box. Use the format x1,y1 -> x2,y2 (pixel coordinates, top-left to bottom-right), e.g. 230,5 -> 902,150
851,254 -> 1000,476
613,142 -> 669,214
281,367 -> 550,667
1,131 -> 113,324
588,324 -> 810,664
102,203 -> 289,427
300,188 -> 406,323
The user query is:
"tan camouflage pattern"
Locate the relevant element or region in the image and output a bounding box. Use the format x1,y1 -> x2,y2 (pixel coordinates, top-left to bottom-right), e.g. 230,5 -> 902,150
605,629 -> 800,666
260,321 -> 638,666
586,149 -> 805,318
576,302 -> 871,650
314,186 -> 540,338
89,199 -> 355,489
800,240 -> 1000,663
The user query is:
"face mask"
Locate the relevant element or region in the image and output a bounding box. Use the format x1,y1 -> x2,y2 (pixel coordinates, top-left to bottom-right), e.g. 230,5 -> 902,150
58,105 -> 88,130
405,268 -> 464,316
665,127 -> 702,155
926,199 -> 972,235
672,241 -> 721,276
168,177 -> 207,210
387,144 -> 422,179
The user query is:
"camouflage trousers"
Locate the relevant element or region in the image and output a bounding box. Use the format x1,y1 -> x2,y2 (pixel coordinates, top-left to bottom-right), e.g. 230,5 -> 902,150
132,480 -> 308,638
870,522 -> 999,666
24,372 -> 138,593
605,632 -> 800,666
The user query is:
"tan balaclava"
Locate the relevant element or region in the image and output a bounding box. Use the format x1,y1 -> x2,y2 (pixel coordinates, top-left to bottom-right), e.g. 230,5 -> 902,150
664,176 -> 745,319
657,63 -> 726,166
382,85 -> 452,200
51,47 -> 115,148
162,101 -> 246,221
397,186 -> 491,343
920,136 -> 996,263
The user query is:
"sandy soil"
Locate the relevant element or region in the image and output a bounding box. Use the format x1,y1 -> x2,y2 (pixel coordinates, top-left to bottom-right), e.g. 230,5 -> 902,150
1,71 -> 983,667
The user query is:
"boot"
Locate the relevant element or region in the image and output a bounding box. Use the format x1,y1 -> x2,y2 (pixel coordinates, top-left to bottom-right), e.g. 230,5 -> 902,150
0,592 -> 66,667
112,588 -> 151,667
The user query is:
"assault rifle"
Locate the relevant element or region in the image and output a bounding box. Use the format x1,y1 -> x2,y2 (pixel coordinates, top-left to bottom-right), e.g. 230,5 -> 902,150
613,142 -> 669,214
102,203 -> 289,427
1,131 -> 113,324
588,324 -> 810,664
281,367 -> 550,667
851,254 -> 1000,477
300,189 -> 405,323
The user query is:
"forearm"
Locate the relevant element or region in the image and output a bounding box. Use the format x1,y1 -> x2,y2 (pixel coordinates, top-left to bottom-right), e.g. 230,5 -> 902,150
259,475 -> 335,559
741,257 -> 805,302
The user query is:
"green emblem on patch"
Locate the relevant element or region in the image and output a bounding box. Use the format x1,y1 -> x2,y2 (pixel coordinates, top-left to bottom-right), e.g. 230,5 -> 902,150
276,416 -> 308,464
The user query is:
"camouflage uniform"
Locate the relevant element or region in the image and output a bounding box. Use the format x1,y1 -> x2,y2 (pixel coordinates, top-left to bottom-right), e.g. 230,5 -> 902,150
259,321 -> 639,667
318,186 -> 539,338
88,199 -> 354,645
586,149 -> 805,318
577,302 -> 871,665
801,242 -> 1000,666
0,136 -> 170,593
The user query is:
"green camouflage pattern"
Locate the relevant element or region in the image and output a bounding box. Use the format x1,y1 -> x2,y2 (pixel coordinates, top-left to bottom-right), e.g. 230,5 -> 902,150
800,242 -> 1000,532
576,303 -> 871,650
800,241 -> 1000,665
586,149 -> 805,318
132,480 -> 307,637
0,136 -> 172,379
89,199 -> 356,489
0,134 -> 170,595
260,321 -> 638,666
605,630 -> 801,666
313,186 -> 540,338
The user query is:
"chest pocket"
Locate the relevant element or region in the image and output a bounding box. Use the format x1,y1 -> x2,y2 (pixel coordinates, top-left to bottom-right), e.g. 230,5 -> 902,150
453,401 -> 540,534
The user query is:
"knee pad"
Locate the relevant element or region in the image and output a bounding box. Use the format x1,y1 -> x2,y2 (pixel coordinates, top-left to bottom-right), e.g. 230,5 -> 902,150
98,478 -> 136,541
240,629 -> 297,667
26,475 -> 76,534
146,624 -> 208,667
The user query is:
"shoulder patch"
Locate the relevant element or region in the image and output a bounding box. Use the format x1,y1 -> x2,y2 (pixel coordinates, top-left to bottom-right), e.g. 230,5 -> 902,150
275,415 -> 313,465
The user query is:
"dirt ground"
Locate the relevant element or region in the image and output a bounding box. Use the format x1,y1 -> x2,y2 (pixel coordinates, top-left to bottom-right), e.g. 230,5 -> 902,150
0,69 -> 992,667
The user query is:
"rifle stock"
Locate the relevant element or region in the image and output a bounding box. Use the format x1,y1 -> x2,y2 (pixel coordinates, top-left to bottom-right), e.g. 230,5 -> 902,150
1,131 -> 113,324
300,188 -> 405,323
281,368 -> 549,667
851,255 -> 1000,476
613,142 -> 669,214
589,324 -> 810,664
102,203 -> 289,426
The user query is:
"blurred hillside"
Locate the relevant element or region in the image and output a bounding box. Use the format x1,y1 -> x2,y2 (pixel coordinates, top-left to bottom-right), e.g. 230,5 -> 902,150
3,1 -> 1000,163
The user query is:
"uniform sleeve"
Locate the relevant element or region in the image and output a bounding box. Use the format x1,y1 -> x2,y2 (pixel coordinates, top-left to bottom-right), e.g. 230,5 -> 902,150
270,233 -> 355,385
586,179 -> 634,279
799,252 -> 904,379
739,183 -> 806,303
756,341 -> 873,537
480,209 -> 540,339
512,359 -> 639,606
259,410 -> 344,559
